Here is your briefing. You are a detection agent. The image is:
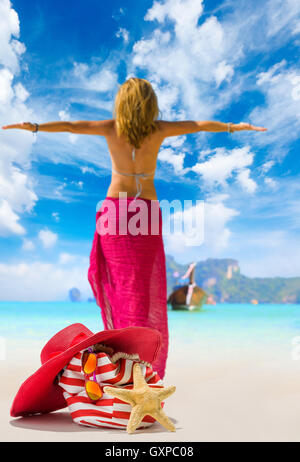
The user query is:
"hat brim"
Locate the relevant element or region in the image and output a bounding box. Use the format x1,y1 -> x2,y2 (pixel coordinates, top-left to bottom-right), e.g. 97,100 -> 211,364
10,326 -> 162,417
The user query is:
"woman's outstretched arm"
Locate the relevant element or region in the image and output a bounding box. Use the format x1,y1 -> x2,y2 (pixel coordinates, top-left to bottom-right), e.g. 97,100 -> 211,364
194,121 -> 267,132
157,120 -> 267,138
2,120 -> 114,136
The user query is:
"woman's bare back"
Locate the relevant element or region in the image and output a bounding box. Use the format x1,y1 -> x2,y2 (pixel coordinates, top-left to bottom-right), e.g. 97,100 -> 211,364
105,120 -> 164,200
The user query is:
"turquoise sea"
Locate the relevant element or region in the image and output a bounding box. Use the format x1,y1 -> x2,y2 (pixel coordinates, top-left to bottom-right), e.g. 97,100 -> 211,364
1,302 -> 300,361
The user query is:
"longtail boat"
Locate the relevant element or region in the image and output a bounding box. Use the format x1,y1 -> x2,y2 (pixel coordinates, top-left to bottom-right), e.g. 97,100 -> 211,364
167,262 -> 207,311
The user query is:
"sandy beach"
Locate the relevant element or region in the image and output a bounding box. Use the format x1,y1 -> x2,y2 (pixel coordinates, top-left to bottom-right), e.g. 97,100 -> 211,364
2,336 -> 300,442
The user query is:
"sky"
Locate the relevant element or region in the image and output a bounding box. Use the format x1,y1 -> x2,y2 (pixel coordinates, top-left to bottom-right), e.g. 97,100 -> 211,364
0,0 -> 300,301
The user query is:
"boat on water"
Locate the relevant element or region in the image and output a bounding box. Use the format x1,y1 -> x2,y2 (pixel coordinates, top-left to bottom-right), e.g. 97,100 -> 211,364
167,262 -> 207,311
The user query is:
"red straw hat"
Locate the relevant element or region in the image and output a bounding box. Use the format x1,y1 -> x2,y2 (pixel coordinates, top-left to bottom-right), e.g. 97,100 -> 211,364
10,323 -> 162,418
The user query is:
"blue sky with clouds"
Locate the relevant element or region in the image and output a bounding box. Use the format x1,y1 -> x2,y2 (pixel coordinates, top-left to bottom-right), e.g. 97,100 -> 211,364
0,0 -> 300,300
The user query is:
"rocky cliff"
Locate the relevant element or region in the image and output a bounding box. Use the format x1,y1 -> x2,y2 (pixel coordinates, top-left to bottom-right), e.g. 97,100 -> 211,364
166,255 -> 300,304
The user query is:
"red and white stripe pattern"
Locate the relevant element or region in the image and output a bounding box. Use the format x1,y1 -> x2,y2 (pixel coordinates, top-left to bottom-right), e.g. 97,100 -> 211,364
58,349 -> 164,429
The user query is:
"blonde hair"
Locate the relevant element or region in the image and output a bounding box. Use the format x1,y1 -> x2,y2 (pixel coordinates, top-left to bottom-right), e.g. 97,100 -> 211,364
113,77 -> 161,149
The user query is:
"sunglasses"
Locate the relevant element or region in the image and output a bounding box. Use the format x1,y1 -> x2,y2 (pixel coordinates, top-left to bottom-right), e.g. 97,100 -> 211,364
81,347 -> 103,401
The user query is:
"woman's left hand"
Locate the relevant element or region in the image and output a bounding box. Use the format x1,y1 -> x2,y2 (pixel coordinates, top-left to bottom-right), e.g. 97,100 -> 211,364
2,122 -> 34,131
233,122 -> 267,132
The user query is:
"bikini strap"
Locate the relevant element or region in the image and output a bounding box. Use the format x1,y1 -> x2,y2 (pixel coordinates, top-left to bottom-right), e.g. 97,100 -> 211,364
111,167 -> 155,200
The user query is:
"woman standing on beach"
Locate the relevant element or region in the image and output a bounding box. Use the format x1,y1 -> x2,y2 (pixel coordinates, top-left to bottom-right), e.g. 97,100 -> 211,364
2,77 -> 267,379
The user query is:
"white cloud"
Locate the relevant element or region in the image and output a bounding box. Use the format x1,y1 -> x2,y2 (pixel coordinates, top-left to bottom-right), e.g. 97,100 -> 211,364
236,169 -> 257,194
14,82 -> 29,102
162,135 -> 186,149
116,27 -> 129,43
22,238 -> 35,251
162,199 -> 204,249
145,0 -> 204,33
73,180 -> 83,189
70,180 -> 84,190
58,252 -> 77,264
230,173 -> 300,231
58,109 -> 70,120
38,229 -> 58,249
128,0 -> 300,167
190,146 -> 254,189
0,0 -> 26,73
68,133 -> 78,144
0,68 -> 14,104
214,60 -> 234,88
70,62 -> 118,92
80,166 -> 98,175
158,147 -> 187,173
232,229 -> 300,278
0,257 -> 91,301
51,212 -> 60,222
130,1 -> 242,120
247,60 -> 300,157
260,160 -> 275,173
264,177 -> 277,189
151,82 -> 183,119
0,0 -> 37,237
203,194 -> 239,252
163,193 -> 239,260
112,6 -> 126,21
0,198 -> 25,236
0,159 -> 37,213
218,0 -> 300,56
265,0 -> 300,39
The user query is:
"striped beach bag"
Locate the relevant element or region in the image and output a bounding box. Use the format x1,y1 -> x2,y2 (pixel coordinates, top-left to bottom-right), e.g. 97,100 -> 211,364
58,349 -> 164,430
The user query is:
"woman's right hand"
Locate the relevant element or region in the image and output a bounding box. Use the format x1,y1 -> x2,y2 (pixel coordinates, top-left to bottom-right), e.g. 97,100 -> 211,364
2,122 -> 35,131
232,122 -> 267,132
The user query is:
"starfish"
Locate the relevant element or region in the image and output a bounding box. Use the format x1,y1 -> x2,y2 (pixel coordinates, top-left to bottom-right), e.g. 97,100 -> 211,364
103,362 -> 176,434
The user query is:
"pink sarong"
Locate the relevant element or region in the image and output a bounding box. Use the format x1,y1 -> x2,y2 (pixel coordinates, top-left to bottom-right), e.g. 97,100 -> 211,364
87,196 -> 168,379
